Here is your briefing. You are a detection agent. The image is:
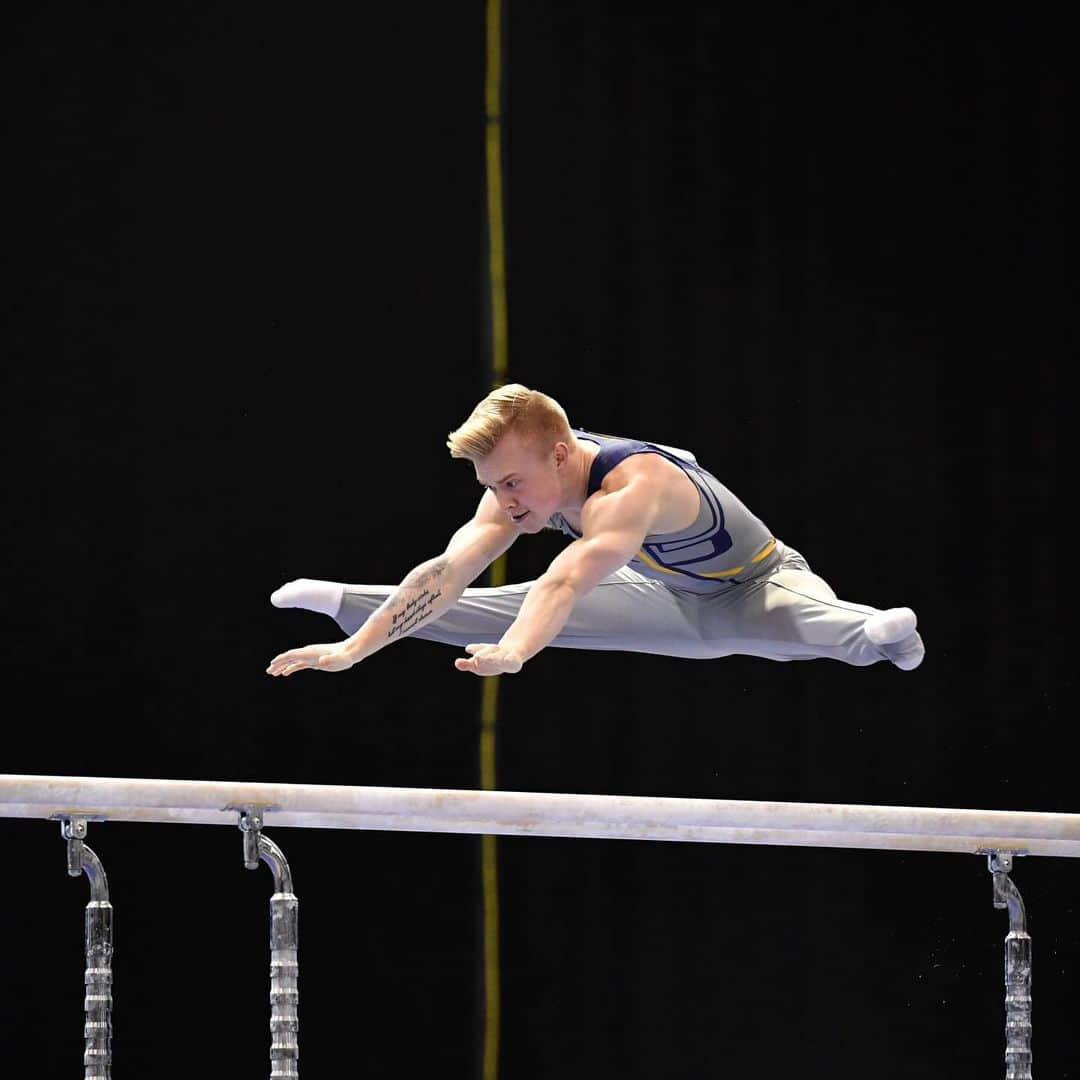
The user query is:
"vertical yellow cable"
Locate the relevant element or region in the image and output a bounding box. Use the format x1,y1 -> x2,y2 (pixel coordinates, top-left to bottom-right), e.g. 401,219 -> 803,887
482,2 -> 508,1079
485,0 -> 509,388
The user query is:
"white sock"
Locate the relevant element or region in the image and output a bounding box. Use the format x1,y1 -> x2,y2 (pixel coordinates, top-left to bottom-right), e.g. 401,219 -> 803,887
863,607 -> 917,645
270,578 -> 345,618
885,632 -> 925,671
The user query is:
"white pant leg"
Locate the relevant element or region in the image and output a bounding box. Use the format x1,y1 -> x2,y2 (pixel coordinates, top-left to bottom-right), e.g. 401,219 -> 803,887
334,546 -> 900,667
694,545 -> 889,665
335,566 -> 714,657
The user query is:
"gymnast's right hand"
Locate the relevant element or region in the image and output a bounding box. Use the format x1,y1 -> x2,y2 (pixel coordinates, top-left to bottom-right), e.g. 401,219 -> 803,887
266,643 -> 357,677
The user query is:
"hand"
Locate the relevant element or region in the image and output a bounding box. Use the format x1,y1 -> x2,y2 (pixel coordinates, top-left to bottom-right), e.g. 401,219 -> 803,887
266,643 -> 357,677
454,643 -> 524,676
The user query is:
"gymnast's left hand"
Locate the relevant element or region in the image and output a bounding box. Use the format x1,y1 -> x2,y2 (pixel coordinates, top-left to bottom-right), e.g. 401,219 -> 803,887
454,643 -> 524,676
266,643 -> 357,677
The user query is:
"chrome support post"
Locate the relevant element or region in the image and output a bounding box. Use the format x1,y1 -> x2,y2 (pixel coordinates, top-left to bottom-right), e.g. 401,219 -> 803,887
235,806 -> 299,1079
59,816 -> 113,1079
987,851 -> 1033,1080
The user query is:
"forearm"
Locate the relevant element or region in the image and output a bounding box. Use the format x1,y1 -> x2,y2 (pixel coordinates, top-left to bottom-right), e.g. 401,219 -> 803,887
341,556 -> 466,662
496,573 -> 579,664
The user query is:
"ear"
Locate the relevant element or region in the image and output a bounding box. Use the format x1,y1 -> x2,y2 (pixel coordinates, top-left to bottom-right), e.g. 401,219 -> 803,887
552,441 -> 570,468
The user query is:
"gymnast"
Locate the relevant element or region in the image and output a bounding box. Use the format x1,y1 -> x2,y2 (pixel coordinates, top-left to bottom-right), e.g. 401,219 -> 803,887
266,383 -> 924,678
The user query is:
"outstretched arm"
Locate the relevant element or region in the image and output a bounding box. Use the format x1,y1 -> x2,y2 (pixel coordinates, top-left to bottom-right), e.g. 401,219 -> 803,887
454,475 -> 660,676
267,493 -> 516,676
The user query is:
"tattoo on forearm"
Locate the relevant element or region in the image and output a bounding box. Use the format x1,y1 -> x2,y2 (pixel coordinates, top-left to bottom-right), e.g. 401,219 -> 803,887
387,588 -> 444,639
384,559 -> 449,641
399,559 -> 448,591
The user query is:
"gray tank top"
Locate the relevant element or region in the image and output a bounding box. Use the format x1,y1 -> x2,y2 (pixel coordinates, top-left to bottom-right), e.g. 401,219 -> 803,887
546,429 -> 779,593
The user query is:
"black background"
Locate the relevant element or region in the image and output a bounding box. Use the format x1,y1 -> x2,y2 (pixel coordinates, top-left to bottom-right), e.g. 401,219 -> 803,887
3,5 -> 1073,1077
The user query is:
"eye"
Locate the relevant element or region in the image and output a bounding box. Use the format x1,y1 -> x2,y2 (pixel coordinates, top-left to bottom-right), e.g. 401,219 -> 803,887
506,479 -> 519,489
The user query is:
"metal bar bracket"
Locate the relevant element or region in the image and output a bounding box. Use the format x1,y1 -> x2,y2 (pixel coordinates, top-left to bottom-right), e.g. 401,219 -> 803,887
51,814 -> 107,877
225,802 -> 280,870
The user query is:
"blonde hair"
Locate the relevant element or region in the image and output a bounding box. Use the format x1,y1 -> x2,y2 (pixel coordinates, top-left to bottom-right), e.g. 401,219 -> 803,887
447,383 -> 572,460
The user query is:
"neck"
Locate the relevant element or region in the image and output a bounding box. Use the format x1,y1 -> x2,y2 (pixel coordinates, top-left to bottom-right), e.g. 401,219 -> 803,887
561,434 -> 599,512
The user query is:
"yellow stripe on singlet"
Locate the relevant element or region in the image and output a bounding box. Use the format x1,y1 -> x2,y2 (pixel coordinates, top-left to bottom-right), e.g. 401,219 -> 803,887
635,536 -> 776,579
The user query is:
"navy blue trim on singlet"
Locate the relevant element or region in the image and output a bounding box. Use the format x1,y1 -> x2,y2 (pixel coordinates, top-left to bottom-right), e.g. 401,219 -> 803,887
577,430 -> 738,577
585,435 -> 651,497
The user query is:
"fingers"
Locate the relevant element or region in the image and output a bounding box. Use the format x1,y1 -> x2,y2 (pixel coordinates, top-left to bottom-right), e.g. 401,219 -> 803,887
267,651 -> 311,677
454,645 -> 511,676
456,661 -> 495,676
455,654 -> 490,674
457,644 -> 491,673
268,644 -> 355,676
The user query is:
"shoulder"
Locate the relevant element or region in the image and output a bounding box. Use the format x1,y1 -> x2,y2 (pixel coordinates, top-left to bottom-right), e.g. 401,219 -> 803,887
579,453 -> 674,523
583,450 -> 700,535
598,448 -> 687,493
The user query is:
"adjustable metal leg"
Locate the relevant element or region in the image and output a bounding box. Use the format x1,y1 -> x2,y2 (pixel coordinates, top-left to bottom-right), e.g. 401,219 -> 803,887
235,806 -> 299,1079
987,852 -> 1033,1080
59,817 -> 113,1080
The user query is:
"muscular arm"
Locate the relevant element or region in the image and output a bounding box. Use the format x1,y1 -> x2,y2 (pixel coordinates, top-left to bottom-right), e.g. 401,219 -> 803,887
268,492 -> 516,675
342,503 -> 515,662
455,474 -> 662,675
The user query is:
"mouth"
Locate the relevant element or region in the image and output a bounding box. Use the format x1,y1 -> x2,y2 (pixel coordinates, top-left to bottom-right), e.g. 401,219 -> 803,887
511,510 -> 530,524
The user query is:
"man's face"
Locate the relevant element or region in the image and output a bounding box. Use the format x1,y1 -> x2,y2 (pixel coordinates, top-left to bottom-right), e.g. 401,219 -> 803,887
474,430 -> 564,532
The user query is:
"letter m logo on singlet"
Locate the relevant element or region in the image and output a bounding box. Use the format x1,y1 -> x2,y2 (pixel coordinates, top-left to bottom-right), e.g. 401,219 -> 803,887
636,480 -> 737,580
